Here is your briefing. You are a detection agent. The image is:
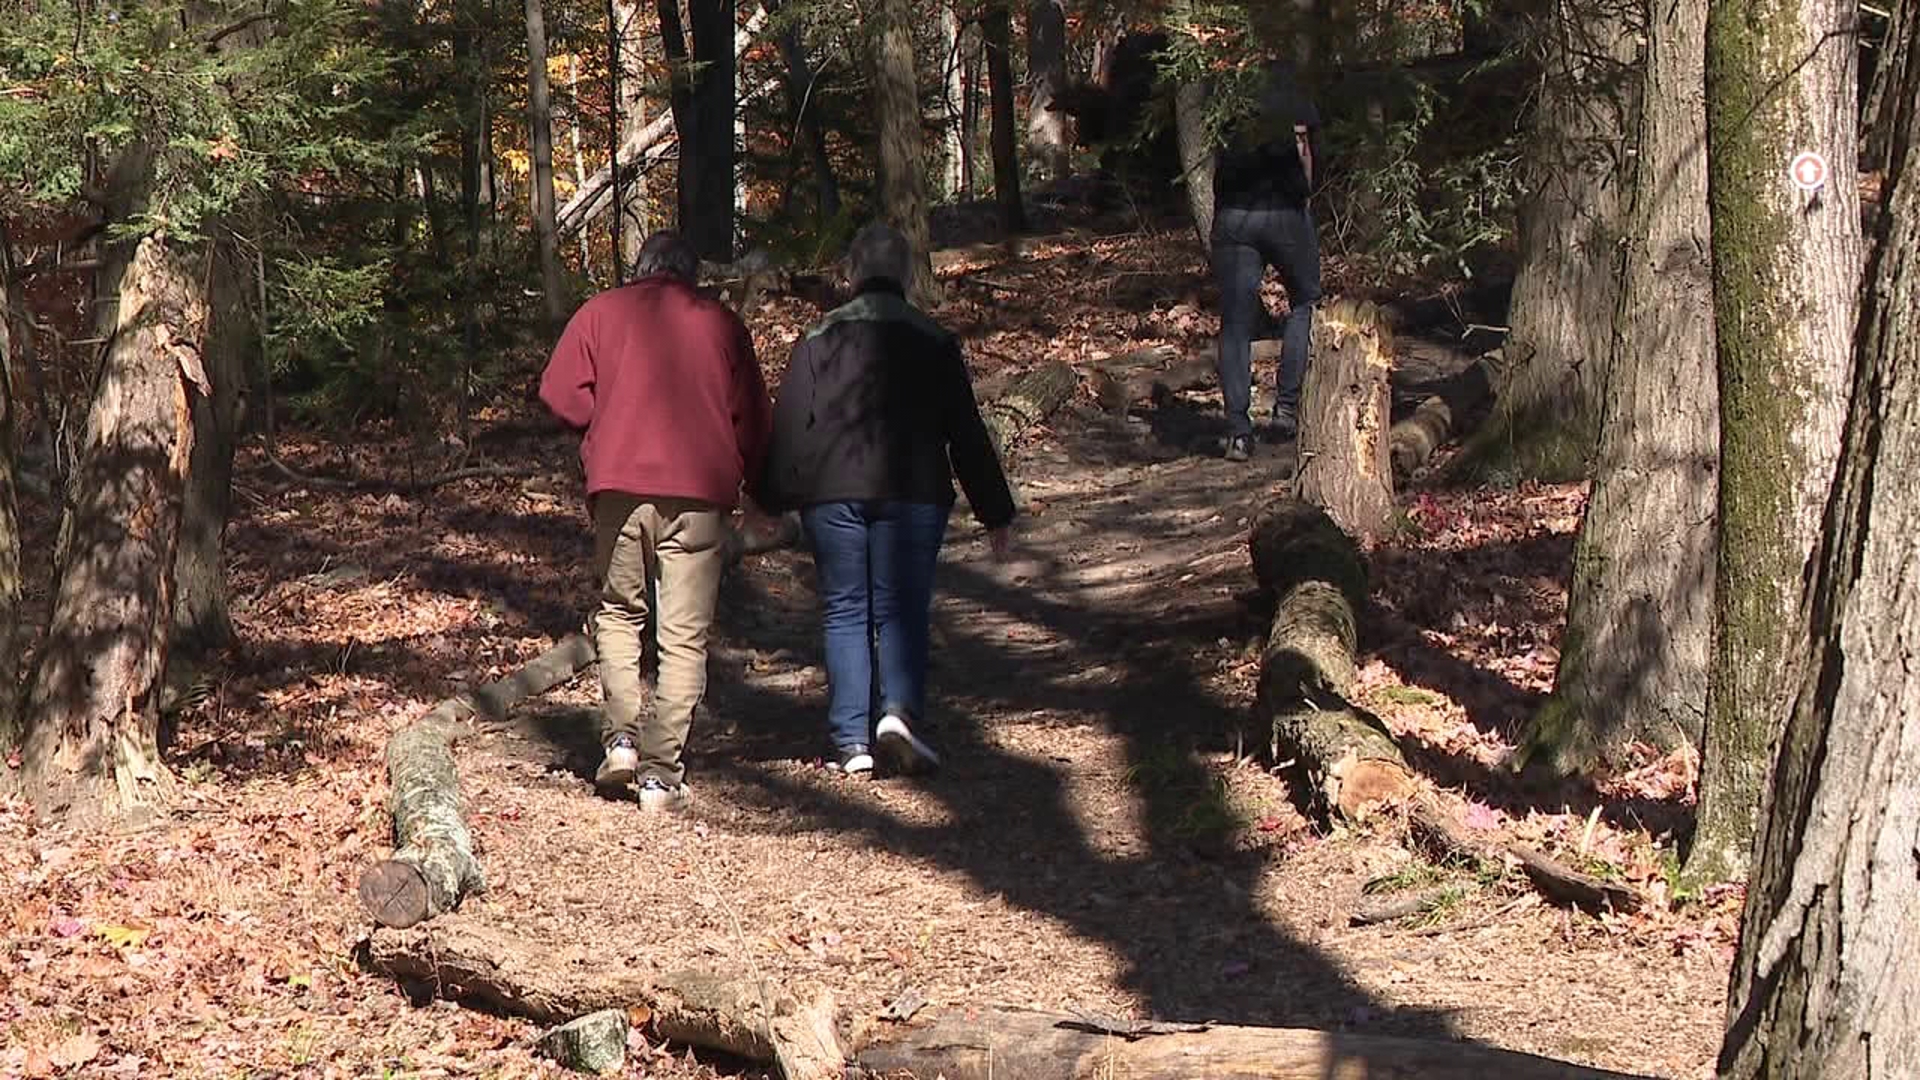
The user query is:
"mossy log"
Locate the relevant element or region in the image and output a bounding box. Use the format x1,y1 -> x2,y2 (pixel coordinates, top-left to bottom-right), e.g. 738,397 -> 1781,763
981,360 -> 1079,458
1250,500 -> 1416,822
365,916 -> 1646,1080
357,720 -> 486,929
1297,300 -> 1396,541
365,915 -> 845,1080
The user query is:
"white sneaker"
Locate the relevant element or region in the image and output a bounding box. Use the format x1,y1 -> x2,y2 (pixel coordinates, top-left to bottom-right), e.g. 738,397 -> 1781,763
594,736 -> 639,789
875,714 -> 940,774
637,776 -> 691,813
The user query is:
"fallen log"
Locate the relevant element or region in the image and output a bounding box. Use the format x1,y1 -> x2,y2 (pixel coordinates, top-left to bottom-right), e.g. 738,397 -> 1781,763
982,359 -> 1079,460
1086,343 -> 1286,414
357,720 -> 487,930
1388,352 -> 1498,480
365,916 -> 845,1080
365,917 -> 1647,1080
1348,885 -> 1460,927
1409,799 -> 1645,914
1297,299 -> 1395,542
1250,499 -> 1417,822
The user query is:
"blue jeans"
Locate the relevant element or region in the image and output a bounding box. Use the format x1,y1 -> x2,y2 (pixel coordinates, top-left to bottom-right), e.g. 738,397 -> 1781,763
1213,202 -> 1321,437
801,501 -> 949,751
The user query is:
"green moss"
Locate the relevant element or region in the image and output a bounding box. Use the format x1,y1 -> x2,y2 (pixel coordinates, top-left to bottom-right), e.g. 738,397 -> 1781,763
1452,407 -> 1596,487
1373,685 -> 1445,707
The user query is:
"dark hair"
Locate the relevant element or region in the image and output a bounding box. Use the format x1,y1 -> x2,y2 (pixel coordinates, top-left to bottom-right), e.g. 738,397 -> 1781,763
847,220 -> 911,290
636,230 -> 697,282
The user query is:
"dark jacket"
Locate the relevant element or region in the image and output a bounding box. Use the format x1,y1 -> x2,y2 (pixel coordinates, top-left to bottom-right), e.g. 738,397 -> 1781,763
753,280 -> 1016,529
539,274 -> 773,506
1214,63 -> 1321,209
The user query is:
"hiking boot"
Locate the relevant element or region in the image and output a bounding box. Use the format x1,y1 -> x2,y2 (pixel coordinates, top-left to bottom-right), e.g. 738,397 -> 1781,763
1268,404 -> 1299,442
594,735 -> 639,789
637,776 -> 691,813
875,714 -> 940,775
1223,434 -> 1254,463
830,744 -> 875,776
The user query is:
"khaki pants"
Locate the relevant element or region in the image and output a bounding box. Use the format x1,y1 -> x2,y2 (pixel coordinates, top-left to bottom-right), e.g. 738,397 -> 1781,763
590,494 -> 729,786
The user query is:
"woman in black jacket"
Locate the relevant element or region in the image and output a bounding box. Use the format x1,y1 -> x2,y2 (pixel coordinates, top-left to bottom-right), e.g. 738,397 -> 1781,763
754,222 -> 1014,775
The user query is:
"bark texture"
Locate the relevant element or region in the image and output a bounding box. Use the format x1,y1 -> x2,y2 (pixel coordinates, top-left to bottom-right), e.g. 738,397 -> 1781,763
983,1 -> 1027,235
19,233 -> 205,817
525,0 -> 567,324
875,0 -> 941,300
1690,0 -> 1861,886
1025,0 -> 1070,183
941,5 -> 968,198
1295,300 -> 1394,543
0,277 -> 20,750
1249,500 -> 1414,822
1861,0 -> 1910,175
1526,0 -> 1718,780
1172,81 -> 1216,245
1718,18 -> 1920,1071
1473,0 -> 1637,481
980,360 -> 1076,461
686,0 -> 738,260
359,720 -> 487,929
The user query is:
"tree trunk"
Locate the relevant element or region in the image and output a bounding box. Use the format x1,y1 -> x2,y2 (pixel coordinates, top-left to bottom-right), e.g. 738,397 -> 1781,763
1688,0 -> 1861,888
983,2 -> 1027,235
1860,0 -> 1909,175
164,236 -> 251,726
612,0 -> 649,276
18,230 -> 205,818
1294,300 -> 1394,544
1468,0 -> 1637,482
0,254 -> 20,751
874,0 -> 941,302
1172,81 -> 1216,246
962,31 -> 980,196
1248,500 -> 1414,823
1717,16 -> 1920,1070
1523,0 -> 1718,781
685,0 -> 739,260
657,0 -> 697,241
1026,0 -> 1070,184
770,9 -> 839,222
942,5 -> 969,198
525,0 -> 567,325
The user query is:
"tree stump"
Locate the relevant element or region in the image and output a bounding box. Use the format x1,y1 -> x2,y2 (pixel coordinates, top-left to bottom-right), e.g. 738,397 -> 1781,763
1249,499 -> 1415,822
1296,300 -> 1395,541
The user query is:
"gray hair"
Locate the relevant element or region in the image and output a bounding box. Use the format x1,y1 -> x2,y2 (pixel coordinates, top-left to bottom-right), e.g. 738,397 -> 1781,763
636,230 -> 697,282
847,220 -> 912,290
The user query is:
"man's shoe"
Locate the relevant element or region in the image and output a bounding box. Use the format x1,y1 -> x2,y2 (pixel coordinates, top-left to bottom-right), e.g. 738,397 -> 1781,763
1223,434 -> 1254,463
637,776 -> 691,812
594,735 -> 639,789
875,714 -> 940,774
830,744 -> 875,776
1268,405 -> 1299,442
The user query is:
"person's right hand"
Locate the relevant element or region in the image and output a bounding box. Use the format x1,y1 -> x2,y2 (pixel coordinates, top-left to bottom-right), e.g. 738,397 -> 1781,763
987,526 -> 1013,561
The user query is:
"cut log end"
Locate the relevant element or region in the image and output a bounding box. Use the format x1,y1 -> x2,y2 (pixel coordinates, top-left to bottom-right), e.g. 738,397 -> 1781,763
1331,758 -> 1420,822
359,859 -> 432,929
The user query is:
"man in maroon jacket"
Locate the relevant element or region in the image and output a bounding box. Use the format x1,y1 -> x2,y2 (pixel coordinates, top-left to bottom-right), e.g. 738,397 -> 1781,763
539,231 -> 773,812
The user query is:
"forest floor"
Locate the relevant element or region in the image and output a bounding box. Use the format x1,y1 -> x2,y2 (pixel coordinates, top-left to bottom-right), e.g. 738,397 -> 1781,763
2,207 -> 1740,1079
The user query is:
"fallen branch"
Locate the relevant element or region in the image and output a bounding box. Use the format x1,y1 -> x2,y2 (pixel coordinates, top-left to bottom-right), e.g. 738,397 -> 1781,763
1250,499 -> 1417,823
365,917 -> 1648,1080
262,452 -> 542,495
1348,885 -> 1459,927
1409,799 -> 1645,914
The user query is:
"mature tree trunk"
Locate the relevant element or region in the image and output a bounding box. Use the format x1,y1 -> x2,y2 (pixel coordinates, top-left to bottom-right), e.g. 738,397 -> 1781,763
1522,0 -> 1718,780
1172,81 -> 1216,245
1687,0 -> 1861,887
0,260 -> 20,751
982,1 -> 1027,235
962,31 -> 981,196
1467,0 -> 1637,482
1026,0 -> 1070,184
525,0 -> 568,325
1718,18 -> 1920,1070
1861,0 -> 1909,175
168,238 -> 250,679
18,227 -> 205,818
612,0 -> 649,275
874,0 -> 940,302
656,0 -> 697,240
1295,300 -> 1394,543
942,4 -> 969,198
773,1 -> 840,219
684,0 -> 739,260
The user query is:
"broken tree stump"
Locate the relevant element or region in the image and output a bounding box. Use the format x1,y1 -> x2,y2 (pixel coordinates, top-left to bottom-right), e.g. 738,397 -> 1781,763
365,916 -> 845,1080
982,359 -> 1078,459
851,1006 -> 1650,1080
1297,299 -> 1395,541
1249,499 -> 1416,822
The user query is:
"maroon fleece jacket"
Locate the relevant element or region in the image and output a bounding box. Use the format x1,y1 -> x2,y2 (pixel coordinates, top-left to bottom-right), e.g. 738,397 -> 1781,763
539,275 -> 772,506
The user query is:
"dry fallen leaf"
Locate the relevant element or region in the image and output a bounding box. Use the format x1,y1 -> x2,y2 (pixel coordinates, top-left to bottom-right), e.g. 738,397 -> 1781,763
49,1032 -> 102,1070
97,923 -> 152,950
